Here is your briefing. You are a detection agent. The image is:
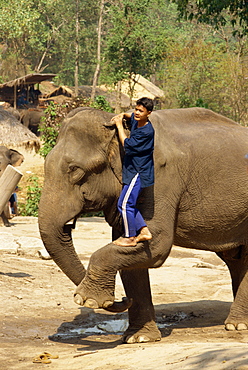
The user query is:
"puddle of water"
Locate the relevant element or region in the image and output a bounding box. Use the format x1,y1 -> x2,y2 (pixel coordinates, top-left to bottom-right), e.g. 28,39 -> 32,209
51,311 -> 194,339
70,319 -> 129,335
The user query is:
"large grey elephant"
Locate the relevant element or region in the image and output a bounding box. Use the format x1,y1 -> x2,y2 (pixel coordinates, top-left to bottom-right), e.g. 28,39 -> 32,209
38,107 -> 248,344
0,146 -> 24,226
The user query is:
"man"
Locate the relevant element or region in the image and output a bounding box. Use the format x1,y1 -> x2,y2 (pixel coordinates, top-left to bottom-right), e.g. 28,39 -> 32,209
111,97 -> 154,247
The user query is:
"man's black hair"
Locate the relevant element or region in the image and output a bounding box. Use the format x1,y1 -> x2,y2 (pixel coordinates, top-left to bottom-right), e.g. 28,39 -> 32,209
136,97 -> 154,112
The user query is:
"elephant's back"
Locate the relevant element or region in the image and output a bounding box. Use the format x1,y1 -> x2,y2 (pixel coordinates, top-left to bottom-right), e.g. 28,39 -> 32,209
150,107 -> 248,149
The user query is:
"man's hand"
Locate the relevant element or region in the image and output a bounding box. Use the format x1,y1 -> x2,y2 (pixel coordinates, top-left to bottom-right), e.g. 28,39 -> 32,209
111,113 -> 127,146
110,113 -> 124,129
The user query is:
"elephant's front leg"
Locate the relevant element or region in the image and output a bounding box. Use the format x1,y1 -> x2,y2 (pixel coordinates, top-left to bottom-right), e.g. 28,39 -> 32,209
74,251 -> 118,309
74,232 -> 172,312
120,268 -> 161,343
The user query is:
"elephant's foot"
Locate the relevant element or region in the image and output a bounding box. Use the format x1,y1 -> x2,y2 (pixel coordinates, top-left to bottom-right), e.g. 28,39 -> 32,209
74,280 -> 115,309
74,264 -> 132,312
225,299 -> 248,331
122,321 -> 161,344
74,293 -> 132,312
225,318 -> 248,331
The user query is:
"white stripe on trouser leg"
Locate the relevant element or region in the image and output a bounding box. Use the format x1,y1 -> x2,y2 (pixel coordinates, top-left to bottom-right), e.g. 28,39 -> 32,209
122,173 -> 139,237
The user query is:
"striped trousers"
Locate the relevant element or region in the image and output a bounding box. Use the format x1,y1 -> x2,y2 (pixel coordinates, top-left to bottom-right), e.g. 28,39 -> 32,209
117,173 -> 147,237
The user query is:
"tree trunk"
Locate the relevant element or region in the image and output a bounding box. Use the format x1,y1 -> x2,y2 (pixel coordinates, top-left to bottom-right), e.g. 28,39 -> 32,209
115,81 -> 122,113
74,0 -> 79,97
90,0 -> 104,102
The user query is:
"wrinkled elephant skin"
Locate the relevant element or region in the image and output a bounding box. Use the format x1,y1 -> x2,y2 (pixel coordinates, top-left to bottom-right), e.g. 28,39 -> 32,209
39,107 -> 248,343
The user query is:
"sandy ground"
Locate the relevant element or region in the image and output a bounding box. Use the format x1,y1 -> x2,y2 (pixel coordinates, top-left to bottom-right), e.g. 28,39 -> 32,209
1,216 -> 248,370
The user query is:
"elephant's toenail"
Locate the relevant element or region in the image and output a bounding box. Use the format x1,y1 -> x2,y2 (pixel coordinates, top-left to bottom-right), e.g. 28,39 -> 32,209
137,335 -> 150,343
126,336 -> 136,344
225,323 -> 236,331
84,299 -> 99,309
102,300 -> 114,308
74,293 -> 84,306
237,323 -> 247,331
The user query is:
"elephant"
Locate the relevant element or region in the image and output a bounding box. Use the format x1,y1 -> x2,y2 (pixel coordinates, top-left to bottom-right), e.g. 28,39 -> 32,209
1,103 -> 21,121
19,108 -> 45,136
0,146 -> 24,226
38,106 -> 248,344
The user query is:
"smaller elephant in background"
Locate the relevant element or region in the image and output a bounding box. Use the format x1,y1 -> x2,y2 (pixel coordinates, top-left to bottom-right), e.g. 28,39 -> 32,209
19,109 -> 45,136
1,102 -> 21,121
0,146 -> 24,226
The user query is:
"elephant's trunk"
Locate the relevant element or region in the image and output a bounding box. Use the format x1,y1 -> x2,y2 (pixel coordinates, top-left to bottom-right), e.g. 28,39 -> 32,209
38,214 -> 86,286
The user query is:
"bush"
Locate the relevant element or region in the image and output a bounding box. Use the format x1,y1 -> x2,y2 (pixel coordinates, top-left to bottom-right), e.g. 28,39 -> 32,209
38,96 -> 113,158
38,102 -> 62,158
19,175 -> 42,217
90,95 -> 114,113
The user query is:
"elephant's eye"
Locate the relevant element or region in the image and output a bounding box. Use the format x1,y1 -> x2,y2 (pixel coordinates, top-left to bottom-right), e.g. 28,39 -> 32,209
68,165 -> 85,184
68,165 -> 78,172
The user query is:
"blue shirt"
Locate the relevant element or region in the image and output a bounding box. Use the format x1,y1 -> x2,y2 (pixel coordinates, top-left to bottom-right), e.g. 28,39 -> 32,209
122,113 -> 154,188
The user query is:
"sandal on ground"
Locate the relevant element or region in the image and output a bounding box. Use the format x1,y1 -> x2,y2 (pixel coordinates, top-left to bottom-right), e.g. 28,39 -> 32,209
33,352 -> 59,363
43,352 -> 59,359
32,354 -> 51,364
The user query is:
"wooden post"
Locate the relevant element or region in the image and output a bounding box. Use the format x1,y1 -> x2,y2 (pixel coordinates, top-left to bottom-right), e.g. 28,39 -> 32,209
0,165 -> 23,214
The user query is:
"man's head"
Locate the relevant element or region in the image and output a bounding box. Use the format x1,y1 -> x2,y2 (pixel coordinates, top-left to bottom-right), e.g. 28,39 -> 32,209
134,97 -> 154,125
136,97 -> 154,112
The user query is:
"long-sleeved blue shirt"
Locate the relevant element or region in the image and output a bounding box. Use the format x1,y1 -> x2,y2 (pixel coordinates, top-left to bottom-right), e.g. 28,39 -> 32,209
122,113 -> 154,188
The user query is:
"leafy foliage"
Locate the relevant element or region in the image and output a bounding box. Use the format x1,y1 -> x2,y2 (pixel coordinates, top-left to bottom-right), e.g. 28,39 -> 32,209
19,175 -> 42,217
0,0 -> 247,124
90,95 -> 114,112
38,103 -> 62,158
39,95 -> 113,158
172,0 -> 248,36
103,0 -> 167,89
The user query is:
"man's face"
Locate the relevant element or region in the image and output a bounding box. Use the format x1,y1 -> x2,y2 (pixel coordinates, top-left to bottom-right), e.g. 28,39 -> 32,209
134,105 -> 151,122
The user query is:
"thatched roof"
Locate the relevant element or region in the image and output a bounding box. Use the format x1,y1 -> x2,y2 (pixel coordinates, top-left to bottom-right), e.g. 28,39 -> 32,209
0,109 -> 40,151
0,73 -> 56,88
120,74 -> 165,101
44,85 -> 74,98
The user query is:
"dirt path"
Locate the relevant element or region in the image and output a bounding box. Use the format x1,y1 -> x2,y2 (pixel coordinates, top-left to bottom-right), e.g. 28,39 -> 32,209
1,216 -> 248,370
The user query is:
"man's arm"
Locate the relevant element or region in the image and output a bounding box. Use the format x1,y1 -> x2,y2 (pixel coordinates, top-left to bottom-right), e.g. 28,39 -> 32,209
110,112 -> 132,146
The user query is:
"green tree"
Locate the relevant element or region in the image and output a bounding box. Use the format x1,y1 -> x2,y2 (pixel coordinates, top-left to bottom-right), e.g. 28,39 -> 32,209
0,0 -> 43,78
103,0 -> 167,104
173,0 -> 248,36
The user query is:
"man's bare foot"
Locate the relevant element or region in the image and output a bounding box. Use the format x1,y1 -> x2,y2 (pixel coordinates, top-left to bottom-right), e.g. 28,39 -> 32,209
136,227 -> 152,243
113,236 -> 137,247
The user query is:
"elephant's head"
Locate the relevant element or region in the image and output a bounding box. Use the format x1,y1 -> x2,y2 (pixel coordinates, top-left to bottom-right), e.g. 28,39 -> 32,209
0,146 -> 24,174
38,108 -> 125,286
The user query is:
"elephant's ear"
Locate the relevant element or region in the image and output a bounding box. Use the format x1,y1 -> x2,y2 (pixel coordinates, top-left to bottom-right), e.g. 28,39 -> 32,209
9,149 -> 24,167
107,135 -> 123,185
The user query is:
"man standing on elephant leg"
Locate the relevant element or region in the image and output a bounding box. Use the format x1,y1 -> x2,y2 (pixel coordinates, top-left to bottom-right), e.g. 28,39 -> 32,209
111,97 -> 155,247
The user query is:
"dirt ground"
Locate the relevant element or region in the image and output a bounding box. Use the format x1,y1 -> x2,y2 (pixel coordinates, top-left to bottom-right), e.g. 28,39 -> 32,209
1,150 -> 248,369
1,216 -> 248,370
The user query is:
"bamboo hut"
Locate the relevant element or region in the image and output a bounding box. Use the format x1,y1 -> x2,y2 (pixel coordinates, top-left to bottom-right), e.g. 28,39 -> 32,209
117,74 -> 165,108
0,73 -> 56,109
0,109 -> 40,152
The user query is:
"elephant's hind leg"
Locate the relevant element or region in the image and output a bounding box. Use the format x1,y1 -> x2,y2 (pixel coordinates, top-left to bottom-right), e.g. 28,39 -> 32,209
120,268 -> 161,343
217,247 -> 248,331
